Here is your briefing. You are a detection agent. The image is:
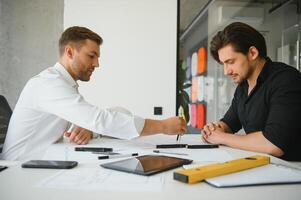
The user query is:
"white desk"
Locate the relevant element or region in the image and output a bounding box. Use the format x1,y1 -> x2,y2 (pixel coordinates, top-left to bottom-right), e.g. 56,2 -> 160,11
1,134 -> 301,200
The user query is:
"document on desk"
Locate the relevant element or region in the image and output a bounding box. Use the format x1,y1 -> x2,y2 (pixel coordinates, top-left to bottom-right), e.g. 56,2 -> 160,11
205,164 -> 301,187
43,145 -> 100,163
131,134 -> 205,146
36,167 -> 164,192
42,135 -> 232,164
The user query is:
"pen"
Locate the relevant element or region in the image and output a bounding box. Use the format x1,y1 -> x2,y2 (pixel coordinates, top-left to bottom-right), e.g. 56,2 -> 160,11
98,153 -> 138,160
156,144 -> 218,149
176,134 -> 180,142
92,152 -> 120,155
186,144 -> 219,149
177,106 -> 186,143
153,150 -> 188,156
156,144 -> 187,148
75,147 -> 113,152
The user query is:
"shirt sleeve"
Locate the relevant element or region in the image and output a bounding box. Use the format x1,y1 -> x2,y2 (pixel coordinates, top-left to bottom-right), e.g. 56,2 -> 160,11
262,70 -> 301,156
106,106 -> 145,134
35,78 -> 144,140
220,87 -> 242,133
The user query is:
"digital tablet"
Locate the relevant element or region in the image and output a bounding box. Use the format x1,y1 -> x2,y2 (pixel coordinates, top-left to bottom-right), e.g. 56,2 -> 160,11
101,155 -> 193,176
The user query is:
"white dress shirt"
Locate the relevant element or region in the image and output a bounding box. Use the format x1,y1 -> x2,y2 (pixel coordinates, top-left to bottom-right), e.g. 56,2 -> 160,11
1,63 -> 145,161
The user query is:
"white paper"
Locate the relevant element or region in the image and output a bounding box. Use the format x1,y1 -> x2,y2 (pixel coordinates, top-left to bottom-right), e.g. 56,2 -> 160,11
131,134 -> 206,146
42,145 -> 100,163
36,167 -> 164,192
206,164 -> 301,187
43,135 -> 232,164
177,148 -> 232,163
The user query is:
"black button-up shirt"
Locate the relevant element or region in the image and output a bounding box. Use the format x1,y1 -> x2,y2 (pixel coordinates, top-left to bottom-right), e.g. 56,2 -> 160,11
221,58 -> 301,161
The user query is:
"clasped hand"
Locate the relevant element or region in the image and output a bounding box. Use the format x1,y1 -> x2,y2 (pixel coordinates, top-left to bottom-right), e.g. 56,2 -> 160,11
202,122 -> 225,144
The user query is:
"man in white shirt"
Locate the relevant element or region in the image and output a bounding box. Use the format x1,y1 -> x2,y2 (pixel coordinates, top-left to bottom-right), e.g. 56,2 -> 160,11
2,26 -> 186,161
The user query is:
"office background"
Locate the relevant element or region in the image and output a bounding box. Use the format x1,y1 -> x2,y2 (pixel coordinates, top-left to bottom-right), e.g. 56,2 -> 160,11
0,0 -> 177,120
0,0 -> 300,128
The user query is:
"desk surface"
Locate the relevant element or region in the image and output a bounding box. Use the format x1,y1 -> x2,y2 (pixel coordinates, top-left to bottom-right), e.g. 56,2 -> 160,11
1,134 -> 301,200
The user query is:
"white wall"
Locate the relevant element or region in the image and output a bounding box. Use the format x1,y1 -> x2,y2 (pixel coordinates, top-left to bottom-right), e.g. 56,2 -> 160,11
64,0 -> 178,119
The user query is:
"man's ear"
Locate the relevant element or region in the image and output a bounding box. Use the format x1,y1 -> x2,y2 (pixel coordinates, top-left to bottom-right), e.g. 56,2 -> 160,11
248,46 -> 259,60
65,45 -> 74,59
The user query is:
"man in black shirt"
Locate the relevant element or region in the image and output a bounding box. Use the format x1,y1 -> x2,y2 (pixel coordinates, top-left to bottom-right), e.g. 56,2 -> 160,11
202,22 -> 301,161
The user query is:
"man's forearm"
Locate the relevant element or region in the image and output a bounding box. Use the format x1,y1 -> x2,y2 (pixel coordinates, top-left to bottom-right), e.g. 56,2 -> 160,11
221,131 -> 284,157
140,117 -> 186,136
140,119 -> 165,136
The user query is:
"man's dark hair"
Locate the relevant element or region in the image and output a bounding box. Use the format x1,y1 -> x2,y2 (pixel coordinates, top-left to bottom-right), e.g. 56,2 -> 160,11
210,22 -> 267,63
59,26 -> 103,56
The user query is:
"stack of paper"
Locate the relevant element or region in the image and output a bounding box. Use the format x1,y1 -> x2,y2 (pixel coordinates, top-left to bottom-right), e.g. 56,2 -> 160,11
205,164 -> 301,187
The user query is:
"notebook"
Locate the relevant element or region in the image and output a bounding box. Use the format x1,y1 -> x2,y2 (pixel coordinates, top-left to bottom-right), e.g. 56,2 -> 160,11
205,164 -> 301,188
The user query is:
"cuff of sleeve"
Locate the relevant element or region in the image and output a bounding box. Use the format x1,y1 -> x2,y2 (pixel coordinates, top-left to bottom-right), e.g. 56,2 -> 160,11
262,130 -> 286,153
220,118 -> 237,133
92,132 -> 99,139
134,116 -> 145,134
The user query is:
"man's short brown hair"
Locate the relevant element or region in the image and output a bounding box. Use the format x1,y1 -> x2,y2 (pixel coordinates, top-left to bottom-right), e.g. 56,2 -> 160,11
59,26 -> 103,56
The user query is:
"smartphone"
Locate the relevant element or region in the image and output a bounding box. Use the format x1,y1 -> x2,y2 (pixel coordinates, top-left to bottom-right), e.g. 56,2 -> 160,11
21,160 -> 78,169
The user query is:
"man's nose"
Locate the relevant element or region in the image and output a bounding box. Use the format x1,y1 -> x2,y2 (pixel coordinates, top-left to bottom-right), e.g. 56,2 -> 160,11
224,64 -> 232,75
93,59 -> 99,68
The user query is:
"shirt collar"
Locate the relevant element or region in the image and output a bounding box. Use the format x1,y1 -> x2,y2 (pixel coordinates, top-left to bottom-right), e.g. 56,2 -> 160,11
257,57 -> 272,84
53,62 -> 79,89
241,57 -> 272,93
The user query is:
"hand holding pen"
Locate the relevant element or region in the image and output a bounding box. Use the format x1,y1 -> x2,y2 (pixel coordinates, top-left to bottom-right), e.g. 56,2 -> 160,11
161,117 -> 187,135
177,106 -> 186,143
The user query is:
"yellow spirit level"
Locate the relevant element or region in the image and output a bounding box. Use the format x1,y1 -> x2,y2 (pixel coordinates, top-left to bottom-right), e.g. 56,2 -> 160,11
174,155 -> 270,184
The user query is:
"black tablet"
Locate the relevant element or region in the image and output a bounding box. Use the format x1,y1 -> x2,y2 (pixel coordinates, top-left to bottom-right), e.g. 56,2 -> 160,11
101,155 -> 193,176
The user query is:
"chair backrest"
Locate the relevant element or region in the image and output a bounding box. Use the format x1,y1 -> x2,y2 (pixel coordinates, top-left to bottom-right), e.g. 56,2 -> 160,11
0,95 -> 12,153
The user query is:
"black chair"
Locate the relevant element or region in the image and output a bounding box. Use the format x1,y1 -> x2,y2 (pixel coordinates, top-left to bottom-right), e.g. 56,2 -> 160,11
0,95 -> 12,153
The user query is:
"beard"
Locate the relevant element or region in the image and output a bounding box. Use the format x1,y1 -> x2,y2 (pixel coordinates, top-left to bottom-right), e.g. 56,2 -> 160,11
232,63 -> 255,84
232,75 -> 243,84
72,60 -> 91,82
78,71 -> 90,82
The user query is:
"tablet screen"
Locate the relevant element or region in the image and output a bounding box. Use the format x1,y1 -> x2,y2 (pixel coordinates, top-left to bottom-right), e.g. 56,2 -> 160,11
101,155 -> 192,176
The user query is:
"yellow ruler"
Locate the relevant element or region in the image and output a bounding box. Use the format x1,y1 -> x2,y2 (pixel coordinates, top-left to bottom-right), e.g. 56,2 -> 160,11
174,155 -> 270,184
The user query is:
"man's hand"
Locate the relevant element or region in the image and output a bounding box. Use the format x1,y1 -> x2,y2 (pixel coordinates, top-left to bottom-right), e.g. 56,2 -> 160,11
202,121 -> 229,144
202,125 -> 227,144
162,117 -> 187,135
64,126 -> 92,145
202,121 -> 233,142
202,122 -> 221,139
